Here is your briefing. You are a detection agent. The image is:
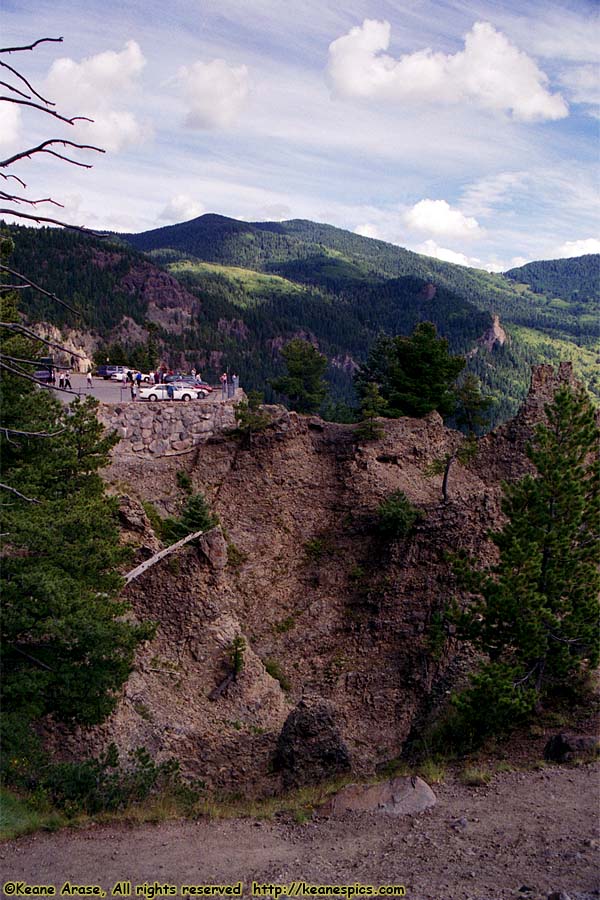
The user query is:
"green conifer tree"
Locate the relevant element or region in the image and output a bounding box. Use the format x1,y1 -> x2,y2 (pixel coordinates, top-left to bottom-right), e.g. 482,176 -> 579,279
355,322 -> 465,418
270,339 -> 328,413
453,384 -> 600,738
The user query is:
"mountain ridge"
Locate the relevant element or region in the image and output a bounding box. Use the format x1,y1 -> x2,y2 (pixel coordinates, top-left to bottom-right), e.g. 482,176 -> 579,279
6,215 -> 599,426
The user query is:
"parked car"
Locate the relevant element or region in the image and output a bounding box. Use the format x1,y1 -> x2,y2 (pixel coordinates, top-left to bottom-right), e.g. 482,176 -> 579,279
33,368 -> 54,382
138,384 -> 208,402
96,364 -> 119,379
163,374 -> 214,392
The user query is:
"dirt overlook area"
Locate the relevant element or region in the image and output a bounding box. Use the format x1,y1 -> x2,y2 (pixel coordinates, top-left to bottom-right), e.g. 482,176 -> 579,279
2,762 -> 598,900
2,362 -> 599,899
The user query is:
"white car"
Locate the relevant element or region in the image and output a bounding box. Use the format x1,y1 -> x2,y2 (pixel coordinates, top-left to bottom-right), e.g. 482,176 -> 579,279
111,369 -> 152,382
138,384 -> 208,402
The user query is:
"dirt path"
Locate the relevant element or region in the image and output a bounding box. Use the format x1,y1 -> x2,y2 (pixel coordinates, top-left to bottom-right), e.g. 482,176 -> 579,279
1,764 -> 598,900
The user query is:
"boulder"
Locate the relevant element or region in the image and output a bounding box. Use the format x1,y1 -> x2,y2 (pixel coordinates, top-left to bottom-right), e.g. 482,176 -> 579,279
274,696 -> 351,788
544,733 -> 600,763
198,527 -> 228,570
322,776 -> 436,817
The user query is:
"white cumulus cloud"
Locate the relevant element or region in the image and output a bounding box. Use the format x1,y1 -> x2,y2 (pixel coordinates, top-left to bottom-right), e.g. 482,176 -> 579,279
404,199 -> 481,239
45,41 -> 148,152
178,59 -> 249,129
554,238 -> 600,258
158,194 -> 205,224
0,104 -> 21,149
328,20 -> 568,122
354,223 -> 380,239
415,239 -> 502,272
559,64 -> 600,109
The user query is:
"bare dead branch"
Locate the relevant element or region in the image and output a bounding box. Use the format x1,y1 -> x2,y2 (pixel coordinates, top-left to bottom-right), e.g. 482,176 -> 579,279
0,139 -> 104,169
0,482 -> 41,503
0,172 -> 27,187
0,37 -> 63,54
0,209 -> 94,233
0,79 -> 31,100
0,426 -> 66,438
0,353 -> 51,366
0,284 -> 30,290
0,264 -> 80,314
0,192 -> 63,208
0,96 -> 92,126
0,322 -> 86,358
7,644 -> 53,670
0,359 -> 81,394
0,59 -> 55,105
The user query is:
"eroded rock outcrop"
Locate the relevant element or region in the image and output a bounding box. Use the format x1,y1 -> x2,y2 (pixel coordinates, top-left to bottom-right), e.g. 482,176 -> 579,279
52,364 -> 579,795
274,696 -> 351,788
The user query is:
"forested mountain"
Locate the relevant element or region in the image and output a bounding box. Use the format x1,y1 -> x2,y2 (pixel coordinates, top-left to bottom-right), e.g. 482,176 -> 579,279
505,255 -> 599,305
5,216 -> 599,427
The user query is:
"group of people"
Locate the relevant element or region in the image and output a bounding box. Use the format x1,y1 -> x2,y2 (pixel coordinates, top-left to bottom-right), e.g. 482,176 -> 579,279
55,370 -> 72,389
220,372 -> 240,399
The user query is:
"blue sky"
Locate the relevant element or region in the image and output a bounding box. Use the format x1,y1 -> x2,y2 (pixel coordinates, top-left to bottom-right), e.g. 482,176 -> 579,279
1,0 -> 598,270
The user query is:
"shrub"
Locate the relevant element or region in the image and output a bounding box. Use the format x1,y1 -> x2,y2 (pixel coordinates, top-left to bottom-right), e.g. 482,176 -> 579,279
162,492 -> 218,543
176,470 -> 192,494
22,745 -> 196,816
264,658 -> 291,692
229,636 -> 246,679
377,490 -> 421,539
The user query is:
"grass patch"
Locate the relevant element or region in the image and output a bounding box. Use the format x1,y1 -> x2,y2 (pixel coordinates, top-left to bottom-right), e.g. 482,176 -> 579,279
0,788 -> 64,841
417,758 -> 446,784
167,261 -> 304,307
227,542 -> 248,567
460,766 -> 492,786
273,616 -> 296,634
263,658 -> 291,692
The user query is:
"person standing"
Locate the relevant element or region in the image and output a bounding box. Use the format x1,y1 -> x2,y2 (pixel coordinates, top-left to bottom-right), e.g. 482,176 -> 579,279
64,371 -> 72,390
232,373 -> 239,394
136,370 -> 142,391
87,371 -> 93,390
220,372 -> 227,399
167,383 -> 174,401
130,380 -> 136,401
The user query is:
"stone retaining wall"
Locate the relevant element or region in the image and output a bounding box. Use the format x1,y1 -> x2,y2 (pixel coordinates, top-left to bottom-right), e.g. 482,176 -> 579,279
98,397 -> 239,457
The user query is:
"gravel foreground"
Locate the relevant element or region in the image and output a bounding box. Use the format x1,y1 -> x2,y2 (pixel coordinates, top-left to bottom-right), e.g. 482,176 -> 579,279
1,763 -> 598,900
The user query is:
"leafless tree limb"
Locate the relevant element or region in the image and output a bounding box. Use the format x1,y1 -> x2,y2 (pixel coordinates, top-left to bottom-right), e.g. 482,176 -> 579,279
0,359 -> 81,394
1,353 -> 50,366
0,37 -> 63,54
0,322 -> 86,358
7,644 -> 53,670
0,95 -> 92,126
0,264 -> 81,314
0,209 -> 95,232
0,59 -> 55,105
0,139 -> 104,169
0,192 -> 63,208
0,426 -> 66,438
0,172 -> 27,187
0,482 -> 41,503
0,79 -> 31,100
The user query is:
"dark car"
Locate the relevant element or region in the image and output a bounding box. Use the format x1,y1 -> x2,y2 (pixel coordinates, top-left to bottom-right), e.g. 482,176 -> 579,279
33,368 -> 54,383
95,365 -> 120,379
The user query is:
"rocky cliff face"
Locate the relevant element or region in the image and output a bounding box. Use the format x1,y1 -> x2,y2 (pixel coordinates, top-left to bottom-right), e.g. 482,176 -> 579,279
50,364 -> 579,795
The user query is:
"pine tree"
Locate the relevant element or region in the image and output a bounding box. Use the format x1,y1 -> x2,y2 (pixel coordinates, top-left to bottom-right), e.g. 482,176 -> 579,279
271,338 -> 328,413
355,322 -> 465,418
1,382 -> 154,771
453,384 -> 600,737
